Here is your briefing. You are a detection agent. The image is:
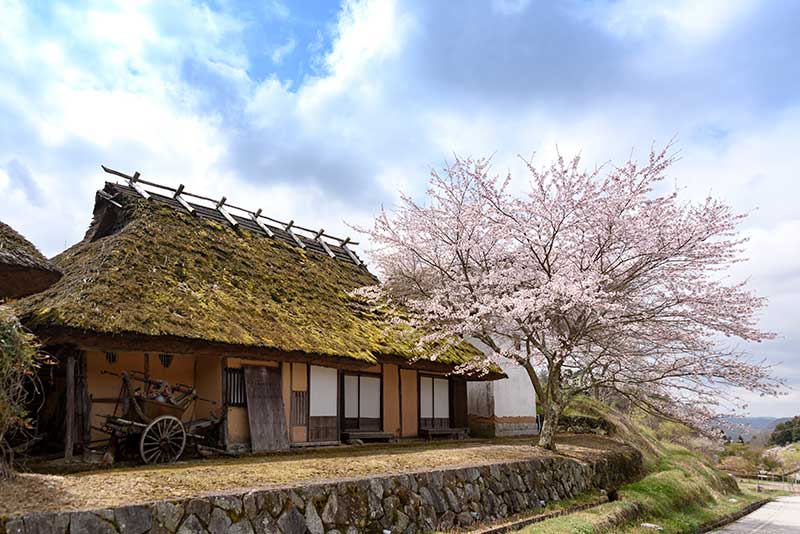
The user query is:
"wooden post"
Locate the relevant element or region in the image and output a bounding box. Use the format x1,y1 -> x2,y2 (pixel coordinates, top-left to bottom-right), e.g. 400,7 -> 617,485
221,357 -> 228,450
65,354 -> 75,460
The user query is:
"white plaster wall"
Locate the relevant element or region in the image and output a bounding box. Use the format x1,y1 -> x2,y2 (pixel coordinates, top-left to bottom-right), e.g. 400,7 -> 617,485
466,338 -> 537,418
493,362 -> 536,417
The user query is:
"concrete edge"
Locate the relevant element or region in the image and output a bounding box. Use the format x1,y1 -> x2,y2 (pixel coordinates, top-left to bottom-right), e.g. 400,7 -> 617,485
700,498 -> 771,533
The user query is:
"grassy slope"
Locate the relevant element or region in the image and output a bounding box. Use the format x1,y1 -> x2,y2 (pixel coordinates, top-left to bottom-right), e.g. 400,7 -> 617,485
516,399 -> 769,533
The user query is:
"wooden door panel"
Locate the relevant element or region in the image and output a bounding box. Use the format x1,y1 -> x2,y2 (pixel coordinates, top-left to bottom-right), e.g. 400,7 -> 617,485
243,365 -> 289,452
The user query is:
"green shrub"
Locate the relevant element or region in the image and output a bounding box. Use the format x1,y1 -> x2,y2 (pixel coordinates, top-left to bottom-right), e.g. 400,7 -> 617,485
0,305 -> 46,478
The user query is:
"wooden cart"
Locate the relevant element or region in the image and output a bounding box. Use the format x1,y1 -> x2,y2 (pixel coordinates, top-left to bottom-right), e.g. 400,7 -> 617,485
99,371 -> 218,464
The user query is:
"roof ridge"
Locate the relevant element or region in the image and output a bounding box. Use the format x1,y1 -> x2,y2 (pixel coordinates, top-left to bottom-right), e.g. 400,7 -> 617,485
99,166 -> 367,269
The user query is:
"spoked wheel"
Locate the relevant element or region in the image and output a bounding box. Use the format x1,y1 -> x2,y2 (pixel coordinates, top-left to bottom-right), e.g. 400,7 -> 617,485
139,415 -> 186,464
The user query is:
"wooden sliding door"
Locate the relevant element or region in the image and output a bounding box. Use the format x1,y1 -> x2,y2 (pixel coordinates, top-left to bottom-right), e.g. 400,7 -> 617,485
342,372 -> 382,431
419,375 -> 450,430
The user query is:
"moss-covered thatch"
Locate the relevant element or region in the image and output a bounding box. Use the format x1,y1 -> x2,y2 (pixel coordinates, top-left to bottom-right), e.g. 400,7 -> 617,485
0,222 -> 61,299
14,185 -> 482,367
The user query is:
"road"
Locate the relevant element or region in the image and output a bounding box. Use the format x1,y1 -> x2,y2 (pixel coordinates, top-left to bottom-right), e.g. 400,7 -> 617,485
713,496 -> 800,533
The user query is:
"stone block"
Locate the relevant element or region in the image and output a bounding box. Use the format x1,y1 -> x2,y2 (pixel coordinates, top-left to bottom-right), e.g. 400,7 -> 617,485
177,515 -> 209,534
22,512 -> 69,534
153,502 -> 184,532
305,503 -> 324,534
115,506 -> 152,534
70,512 -> 116,534
186,499 -> 212,525
208,507 -> 232,533
277,507 -> 305,534
213,495 -> 243,515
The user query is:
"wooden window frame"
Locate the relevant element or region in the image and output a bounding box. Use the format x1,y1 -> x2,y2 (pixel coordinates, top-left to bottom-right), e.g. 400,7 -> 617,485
308,365 -> 339,442
339,370 -> 383,432
224,367 -> 246,407
418,373 -> 451,430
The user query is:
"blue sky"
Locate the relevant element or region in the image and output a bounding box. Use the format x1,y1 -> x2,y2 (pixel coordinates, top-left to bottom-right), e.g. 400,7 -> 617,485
1,0 -> 799,416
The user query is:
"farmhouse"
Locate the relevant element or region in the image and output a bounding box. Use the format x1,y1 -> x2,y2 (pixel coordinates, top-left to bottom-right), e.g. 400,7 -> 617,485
14,170 -> 499,461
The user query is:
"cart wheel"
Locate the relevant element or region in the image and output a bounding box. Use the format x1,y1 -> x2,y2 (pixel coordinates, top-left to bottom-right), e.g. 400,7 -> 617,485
140,415 -> 186,464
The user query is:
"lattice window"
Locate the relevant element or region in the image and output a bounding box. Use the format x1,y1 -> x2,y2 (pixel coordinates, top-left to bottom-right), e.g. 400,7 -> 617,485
159,353 -> 174,368
105,351 -> 117,364
224,367 -> 246,406
291,391 -> 308,426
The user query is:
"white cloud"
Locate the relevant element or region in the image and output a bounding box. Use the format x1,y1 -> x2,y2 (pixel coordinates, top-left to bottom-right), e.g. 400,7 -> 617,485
0,0 -> 798,416
593,0 -> 757,40
271,37 -> 296,64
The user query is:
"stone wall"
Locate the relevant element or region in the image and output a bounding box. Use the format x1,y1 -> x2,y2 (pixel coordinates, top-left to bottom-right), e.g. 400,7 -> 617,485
1,448 -> 642,534
557,415 -> 616,436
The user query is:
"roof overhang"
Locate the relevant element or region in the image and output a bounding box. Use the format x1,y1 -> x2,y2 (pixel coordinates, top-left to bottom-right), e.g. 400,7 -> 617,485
0,263 -> 62,299
26,326 -> 505,379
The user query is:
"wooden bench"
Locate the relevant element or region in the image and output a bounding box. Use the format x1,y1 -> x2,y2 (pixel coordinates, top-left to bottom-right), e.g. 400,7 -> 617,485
340,430 -> 396,443
419,427 -> 469,440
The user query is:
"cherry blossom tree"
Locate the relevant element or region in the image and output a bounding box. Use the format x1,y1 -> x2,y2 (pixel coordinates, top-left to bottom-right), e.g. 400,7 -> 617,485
358,146 -> 779,450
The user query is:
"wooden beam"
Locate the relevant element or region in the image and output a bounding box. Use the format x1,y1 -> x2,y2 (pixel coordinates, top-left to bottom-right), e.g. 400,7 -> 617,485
173,184 -> 195,214
65,354 -> 75,460
221,356 -> 229,450
340,241 -> 363,266
97,190 -> 122,208
251,209 -> 275,237
284,221 -> 306,249
314,229 -> 336,259
216,197 -> 238,227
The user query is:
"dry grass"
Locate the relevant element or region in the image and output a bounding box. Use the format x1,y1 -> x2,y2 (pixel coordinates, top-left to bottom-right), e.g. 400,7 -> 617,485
0,436 -> 618,517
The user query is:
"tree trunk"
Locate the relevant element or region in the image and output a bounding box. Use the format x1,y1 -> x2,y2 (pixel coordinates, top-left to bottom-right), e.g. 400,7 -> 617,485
0,459 -> 10,479
0,438 -> 12,479
537,403 -> 561,450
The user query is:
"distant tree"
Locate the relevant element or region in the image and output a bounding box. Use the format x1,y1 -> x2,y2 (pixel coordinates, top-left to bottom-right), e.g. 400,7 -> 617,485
359,146 -> 779,450
769,417 -> 800,446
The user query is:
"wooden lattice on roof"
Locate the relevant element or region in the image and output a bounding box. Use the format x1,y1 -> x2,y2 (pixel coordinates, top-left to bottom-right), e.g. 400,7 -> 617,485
100,166 -> 365,267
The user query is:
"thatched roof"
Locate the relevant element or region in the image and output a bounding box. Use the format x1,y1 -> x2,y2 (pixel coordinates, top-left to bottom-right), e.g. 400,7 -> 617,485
0,221 -> 62,299
14,182 -> 486,371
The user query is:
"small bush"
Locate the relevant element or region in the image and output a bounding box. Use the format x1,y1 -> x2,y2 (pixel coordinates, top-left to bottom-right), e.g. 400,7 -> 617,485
0,305 -> 46,478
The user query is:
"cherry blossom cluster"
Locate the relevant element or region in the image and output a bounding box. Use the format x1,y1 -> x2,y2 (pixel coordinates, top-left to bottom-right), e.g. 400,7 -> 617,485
356,146 -> 780,448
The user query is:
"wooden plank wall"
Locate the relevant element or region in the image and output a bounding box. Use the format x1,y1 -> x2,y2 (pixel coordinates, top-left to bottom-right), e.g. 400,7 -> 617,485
382,364 -> 401,436
400,369 -> 418,437
451,379 -> 468,428
243,366 -> 289,452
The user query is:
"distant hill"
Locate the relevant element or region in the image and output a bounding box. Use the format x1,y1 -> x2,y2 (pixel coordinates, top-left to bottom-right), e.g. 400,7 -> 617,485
720,416 -> 791,443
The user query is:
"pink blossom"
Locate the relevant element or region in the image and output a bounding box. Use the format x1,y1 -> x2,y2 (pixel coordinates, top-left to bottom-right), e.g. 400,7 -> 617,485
357,146 -> 780,450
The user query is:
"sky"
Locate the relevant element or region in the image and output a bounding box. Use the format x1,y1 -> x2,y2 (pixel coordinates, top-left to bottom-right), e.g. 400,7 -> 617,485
1,0 -> 798,417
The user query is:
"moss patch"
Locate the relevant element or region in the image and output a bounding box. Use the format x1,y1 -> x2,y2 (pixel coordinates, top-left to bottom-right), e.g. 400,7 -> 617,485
14,192 -> 480,365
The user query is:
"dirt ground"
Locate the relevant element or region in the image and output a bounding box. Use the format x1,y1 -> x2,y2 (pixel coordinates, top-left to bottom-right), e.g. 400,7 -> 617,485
0,435 -> 621,517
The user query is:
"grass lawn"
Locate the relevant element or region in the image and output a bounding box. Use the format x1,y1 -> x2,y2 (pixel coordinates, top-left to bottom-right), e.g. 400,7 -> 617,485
1,435 -> 621,517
